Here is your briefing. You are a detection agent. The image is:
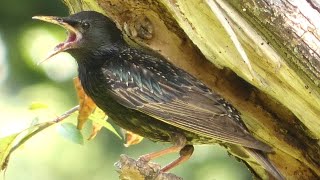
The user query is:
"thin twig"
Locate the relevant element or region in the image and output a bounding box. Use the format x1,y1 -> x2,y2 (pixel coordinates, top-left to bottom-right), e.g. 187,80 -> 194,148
11,105 -> 80,152
2,105 -> 80,172
53,105 -> 80,123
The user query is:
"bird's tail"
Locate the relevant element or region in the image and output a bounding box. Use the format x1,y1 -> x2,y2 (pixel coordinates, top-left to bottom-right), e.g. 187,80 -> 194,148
244,147 -> 285,180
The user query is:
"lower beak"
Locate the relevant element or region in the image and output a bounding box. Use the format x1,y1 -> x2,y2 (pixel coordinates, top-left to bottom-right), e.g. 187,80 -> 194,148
32,16 -> 82,64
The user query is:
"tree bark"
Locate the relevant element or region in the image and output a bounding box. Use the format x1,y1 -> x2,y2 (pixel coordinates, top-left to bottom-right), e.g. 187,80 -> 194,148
62,0 -> 320,179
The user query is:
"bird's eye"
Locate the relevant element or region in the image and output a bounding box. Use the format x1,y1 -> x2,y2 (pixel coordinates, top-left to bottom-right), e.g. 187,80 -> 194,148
81,22 -> 90,29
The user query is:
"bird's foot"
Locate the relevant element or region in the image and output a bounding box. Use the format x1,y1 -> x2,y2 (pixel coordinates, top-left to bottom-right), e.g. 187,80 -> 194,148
161,145 -> 194,172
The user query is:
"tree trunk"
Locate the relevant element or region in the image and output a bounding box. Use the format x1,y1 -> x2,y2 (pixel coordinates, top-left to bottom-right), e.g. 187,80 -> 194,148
62,0 -> 320,179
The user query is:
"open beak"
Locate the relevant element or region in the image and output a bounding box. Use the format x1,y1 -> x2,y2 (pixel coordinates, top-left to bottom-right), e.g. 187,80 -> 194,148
32,16 -> 82,64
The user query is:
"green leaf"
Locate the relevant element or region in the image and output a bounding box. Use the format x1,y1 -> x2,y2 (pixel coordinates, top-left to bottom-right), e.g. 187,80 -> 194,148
29,102 -> 48,110
0,106 -> 78,171
57,123 -> 84,145
0,133 -> 19,170
0,122 -> 54,171
90,115 -> 121,139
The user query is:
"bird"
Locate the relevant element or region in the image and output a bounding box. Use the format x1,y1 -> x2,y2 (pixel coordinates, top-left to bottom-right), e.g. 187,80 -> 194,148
33,11 -> 284,179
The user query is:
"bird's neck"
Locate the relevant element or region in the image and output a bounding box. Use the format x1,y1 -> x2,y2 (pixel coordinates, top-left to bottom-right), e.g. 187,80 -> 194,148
70,40 -> 127,69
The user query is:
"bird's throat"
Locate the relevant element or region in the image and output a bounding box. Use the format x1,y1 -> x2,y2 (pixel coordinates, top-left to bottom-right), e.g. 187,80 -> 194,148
70,41 -> 126,68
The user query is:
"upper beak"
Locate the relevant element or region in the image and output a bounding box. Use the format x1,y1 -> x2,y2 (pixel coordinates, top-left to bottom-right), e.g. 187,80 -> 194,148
32,16 -> 79,33
32,16 -> 82,64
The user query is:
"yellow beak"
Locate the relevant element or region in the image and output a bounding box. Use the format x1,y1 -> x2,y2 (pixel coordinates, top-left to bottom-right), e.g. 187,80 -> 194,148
32,16 -> 82,65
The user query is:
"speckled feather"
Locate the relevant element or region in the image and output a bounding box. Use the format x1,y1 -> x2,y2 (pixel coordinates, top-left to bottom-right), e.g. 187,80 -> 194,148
64,11 -> 272,152
75,44 -> 272,152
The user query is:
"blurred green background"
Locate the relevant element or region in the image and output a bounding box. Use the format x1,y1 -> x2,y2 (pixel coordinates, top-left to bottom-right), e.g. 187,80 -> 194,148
0,0 -> 251,180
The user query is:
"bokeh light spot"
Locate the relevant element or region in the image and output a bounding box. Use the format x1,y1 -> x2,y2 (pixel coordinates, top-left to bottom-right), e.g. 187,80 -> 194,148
20,27 -> 77,82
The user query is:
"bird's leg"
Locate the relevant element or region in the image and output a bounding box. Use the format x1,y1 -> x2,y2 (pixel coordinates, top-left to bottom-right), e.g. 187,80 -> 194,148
138,133 -> 187,162
138,133 -> 194,172
161,145 -> 194,172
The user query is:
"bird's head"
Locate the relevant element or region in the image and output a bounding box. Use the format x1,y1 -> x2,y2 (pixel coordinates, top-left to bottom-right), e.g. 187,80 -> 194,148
33,11 -> 123,63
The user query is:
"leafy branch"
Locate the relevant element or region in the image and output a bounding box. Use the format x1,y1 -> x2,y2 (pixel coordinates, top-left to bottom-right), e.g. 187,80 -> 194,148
0,105 -> 79,172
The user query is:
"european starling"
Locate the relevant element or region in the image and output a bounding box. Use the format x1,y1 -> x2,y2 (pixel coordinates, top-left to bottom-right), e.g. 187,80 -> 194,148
33,11 -> 284,179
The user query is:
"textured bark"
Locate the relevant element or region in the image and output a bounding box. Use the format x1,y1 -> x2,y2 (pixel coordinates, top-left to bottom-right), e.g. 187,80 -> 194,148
115,155 -> 182,180
62,0 -> 320,179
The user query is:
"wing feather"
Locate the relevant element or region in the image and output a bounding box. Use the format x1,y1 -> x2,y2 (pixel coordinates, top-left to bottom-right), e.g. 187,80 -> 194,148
103,48 -> 271,152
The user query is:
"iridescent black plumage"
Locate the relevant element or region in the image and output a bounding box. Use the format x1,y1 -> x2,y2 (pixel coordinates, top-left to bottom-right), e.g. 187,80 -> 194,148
76,44 -> 271,151
34,11 -> 284,179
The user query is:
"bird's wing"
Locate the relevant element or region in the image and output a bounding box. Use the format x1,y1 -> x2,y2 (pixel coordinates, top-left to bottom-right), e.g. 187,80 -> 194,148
103,48 -> 271,151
